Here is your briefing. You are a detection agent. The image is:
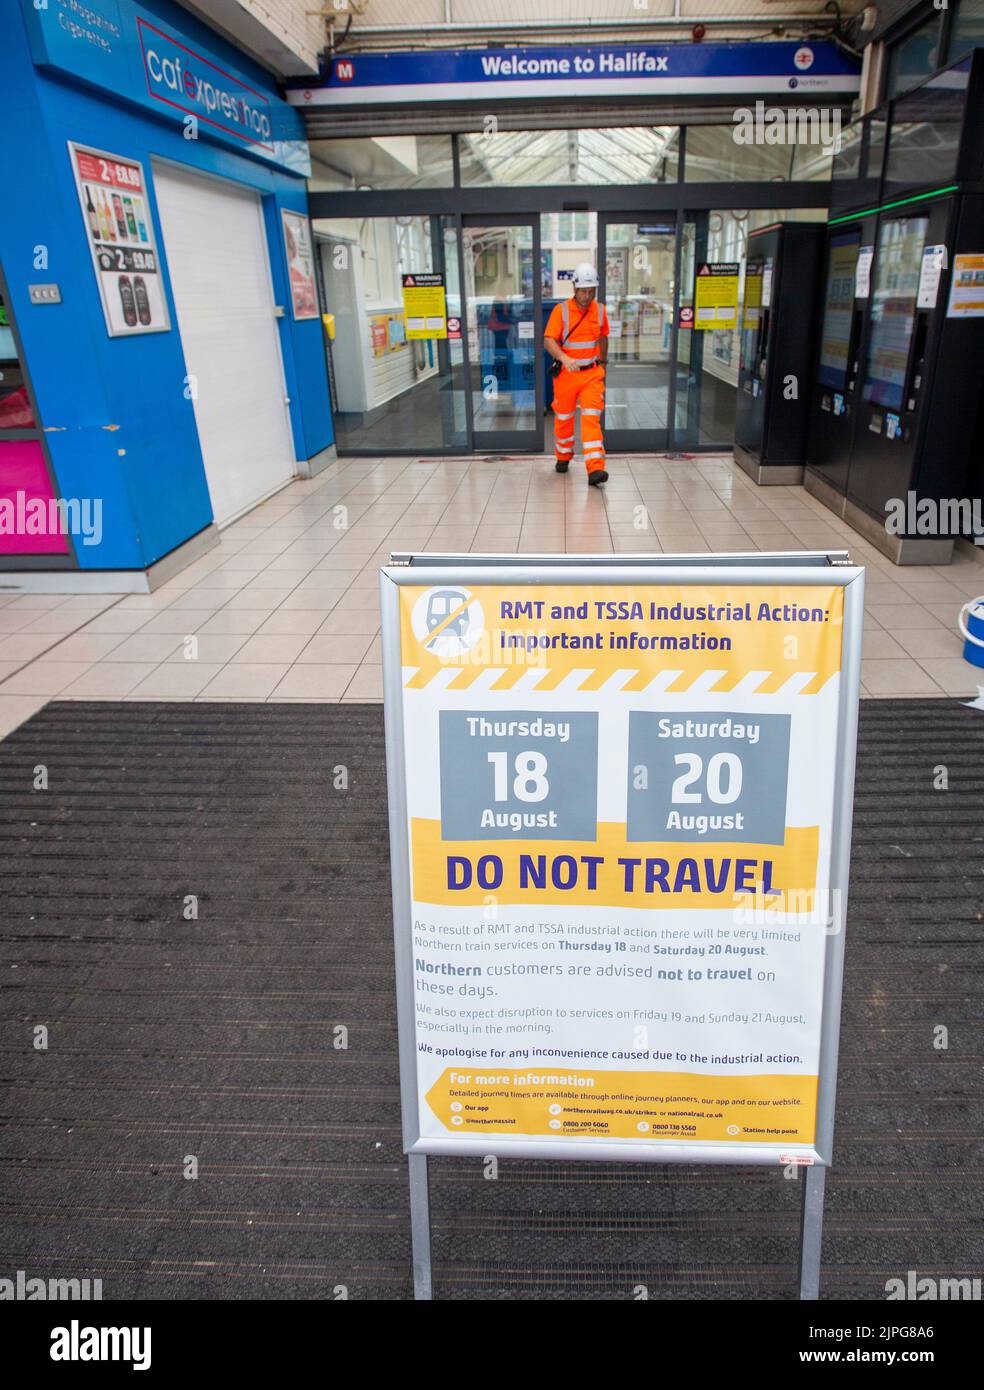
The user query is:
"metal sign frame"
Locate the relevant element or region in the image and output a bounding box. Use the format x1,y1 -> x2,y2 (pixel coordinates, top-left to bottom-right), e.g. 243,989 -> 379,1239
380,552 -> 864,1299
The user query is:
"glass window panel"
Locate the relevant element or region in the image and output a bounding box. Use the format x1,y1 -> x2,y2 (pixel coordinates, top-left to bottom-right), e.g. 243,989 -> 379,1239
685,122 -> 836,182
685,125 -> 795,181
829,119 -> 869,212
458,127 -> 679,185
308,135 -> 454,191
885,58 -> 970,190
441,221 -> 468,447
866,114 -> 887,180
674,208 -> 826,447
950,0 -> 984,59
604,225 -> 675,439
0,293 -> 37,430
886,14 -> 944,98
312,215 -> 466,452
462,223 -> 539,442
791,140 -> 834,182
540,212 -> 597,302
832,120 -> 864,183
674,209 -> 749,444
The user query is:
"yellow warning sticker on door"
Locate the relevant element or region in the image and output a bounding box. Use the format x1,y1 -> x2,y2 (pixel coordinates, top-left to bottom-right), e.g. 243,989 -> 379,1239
695,262 -> 740,330
402,273 -> 448,339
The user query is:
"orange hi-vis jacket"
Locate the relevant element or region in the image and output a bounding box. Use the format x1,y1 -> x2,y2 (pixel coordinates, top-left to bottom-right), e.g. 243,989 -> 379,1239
544,297 -> 610,366
544,297 -> 610,474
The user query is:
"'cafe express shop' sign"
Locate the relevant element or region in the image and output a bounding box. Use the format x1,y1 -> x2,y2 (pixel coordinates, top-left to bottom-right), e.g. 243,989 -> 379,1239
20,0 -> 310,175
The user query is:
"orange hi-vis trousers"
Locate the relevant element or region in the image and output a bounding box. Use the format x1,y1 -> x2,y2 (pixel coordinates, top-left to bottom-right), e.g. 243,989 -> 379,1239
552,363 -> 606,474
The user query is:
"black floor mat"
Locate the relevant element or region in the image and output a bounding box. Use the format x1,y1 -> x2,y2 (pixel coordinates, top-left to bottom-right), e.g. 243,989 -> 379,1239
0,699 -> 982,1300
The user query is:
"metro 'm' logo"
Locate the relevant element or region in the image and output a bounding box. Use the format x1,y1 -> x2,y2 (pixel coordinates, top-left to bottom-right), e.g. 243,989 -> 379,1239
335,60 -> 355,81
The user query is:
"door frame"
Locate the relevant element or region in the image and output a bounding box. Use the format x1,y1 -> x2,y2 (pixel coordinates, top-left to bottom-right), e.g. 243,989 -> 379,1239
314,186 -> 832,457
597,212 -> 678,453
459,213 -> 545,454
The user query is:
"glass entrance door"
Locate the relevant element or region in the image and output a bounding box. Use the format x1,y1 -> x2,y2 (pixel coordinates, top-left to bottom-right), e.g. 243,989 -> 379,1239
313,214 -> 468,454
599,216 -> 676,451
461,218 -> 543,452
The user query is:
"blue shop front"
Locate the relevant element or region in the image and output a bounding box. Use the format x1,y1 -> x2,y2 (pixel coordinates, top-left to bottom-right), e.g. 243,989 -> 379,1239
0,0 -> 334,591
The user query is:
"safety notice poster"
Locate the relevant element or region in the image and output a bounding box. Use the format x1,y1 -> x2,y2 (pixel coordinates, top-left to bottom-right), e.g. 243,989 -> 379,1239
388,578 -> 851,1161
694,262 -> 740,330
402,273 -> 448,339
946,253 -> 984,318
69,143 -> 169,338
742,260 -> 763,330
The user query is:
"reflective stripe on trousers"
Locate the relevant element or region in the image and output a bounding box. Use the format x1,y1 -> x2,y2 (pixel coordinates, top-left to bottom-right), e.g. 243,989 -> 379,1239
551,363 -> 606,474
554,408 -> 575,458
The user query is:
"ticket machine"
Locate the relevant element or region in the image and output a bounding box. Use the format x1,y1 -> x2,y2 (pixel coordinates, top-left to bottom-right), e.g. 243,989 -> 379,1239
734,222 -> 824,484
806,116 -> 881,500
806,52 -> 984,562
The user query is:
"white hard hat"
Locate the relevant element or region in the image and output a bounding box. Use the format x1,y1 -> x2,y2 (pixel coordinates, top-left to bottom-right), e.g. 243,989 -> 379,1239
572,262 -> 599,288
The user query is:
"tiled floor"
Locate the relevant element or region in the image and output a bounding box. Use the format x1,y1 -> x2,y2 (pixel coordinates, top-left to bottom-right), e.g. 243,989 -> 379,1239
0,451 -> 981,739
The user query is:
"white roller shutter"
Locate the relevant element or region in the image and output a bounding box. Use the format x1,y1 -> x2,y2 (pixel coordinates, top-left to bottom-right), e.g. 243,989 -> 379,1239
152,162 -> 296,526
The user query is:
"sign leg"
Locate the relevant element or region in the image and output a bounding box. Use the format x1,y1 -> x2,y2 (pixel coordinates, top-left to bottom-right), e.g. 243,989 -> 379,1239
408,1153 -> 433,1300
798,1164 -> 826,1300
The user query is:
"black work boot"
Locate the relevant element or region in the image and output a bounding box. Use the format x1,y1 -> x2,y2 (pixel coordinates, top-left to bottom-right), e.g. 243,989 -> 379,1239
588,469 -> 609,486
555,459 -> 570,474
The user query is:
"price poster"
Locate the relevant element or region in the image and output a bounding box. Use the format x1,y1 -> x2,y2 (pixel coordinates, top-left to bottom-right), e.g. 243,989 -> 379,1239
381,561 -> 863,1167
68,143 -> 169,338
694,262 -> 740,330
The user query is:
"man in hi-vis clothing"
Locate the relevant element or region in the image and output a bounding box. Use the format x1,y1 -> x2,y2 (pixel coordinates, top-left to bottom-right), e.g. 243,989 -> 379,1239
544,262 -> 609,486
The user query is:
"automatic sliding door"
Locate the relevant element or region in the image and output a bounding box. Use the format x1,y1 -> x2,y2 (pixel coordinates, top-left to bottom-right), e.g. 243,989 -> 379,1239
313,214 -> 467,454
462,218 -> 543,452
599,216 -> 676,451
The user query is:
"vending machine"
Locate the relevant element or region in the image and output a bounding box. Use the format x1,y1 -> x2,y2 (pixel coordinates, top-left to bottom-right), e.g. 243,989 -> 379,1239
806,52 -> 984,563
734,222 -> 824,484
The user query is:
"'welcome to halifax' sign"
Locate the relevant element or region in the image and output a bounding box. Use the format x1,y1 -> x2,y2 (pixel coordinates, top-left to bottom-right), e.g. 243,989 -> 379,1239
288,40 -> 861,107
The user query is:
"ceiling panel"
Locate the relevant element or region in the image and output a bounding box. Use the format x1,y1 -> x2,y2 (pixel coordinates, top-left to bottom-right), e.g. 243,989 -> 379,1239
347,0 -> 868,27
